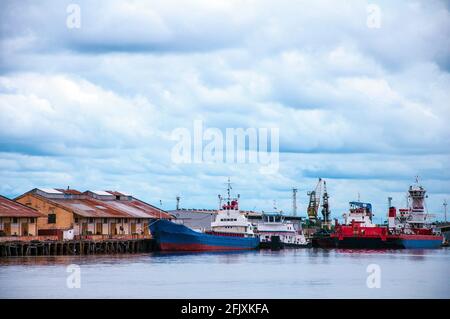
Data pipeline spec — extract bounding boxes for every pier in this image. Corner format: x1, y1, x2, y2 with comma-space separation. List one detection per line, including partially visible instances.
0, 238, 155, 257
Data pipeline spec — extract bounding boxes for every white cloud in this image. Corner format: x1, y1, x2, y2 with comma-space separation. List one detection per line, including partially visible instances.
0, 0, 449, 219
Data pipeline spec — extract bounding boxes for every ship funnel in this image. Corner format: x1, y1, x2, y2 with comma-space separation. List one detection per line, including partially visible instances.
388, 206, 397, 229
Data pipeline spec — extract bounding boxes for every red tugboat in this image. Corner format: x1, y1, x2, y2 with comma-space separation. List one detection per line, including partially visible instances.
313, 201, 396, 249
387, 179, 443, 249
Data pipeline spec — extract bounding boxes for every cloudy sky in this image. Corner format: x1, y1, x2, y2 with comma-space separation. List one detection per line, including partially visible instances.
0, 0, 449, 221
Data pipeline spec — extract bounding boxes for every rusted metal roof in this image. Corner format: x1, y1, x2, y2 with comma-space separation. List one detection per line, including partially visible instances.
105, 191, 124, 196
58, 197, 171, 219
37, 188, 63, 194
0, 195, 43, 217
24, 191, 172, 219
55, 188, 83, 195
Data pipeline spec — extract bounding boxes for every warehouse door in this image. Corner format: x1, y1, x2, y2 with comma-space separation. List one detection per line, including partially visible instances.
96, 223, 102, 235
111, 223, 117, 235
21, 222, 28, 236
82, 223, 88, 235
131, 223, 136, 234
4, 223, 11, 236
143, 222, 149, 235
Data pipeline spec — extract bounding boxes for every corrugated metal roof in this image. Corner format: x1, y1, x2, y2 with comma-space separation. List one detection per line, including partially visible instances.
37, 188, 63, 194
55, 188, 83, 195
0, 195, 43, 217
34, 195, 172, 219
90, 190, 112, 196
105, 191, 124, 196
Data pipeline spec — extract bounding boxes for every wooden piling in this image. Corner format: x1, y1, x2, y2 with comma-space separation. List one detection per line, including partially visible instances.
0, 238, 155, 257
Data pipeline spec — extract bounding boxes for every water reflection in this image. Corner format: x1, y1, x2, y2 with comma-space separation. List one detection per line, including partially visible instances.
0, 248, 448, 298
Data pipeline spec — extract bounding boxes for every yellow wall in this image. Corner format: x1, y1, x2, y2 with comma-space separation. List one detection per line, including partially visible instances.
16, 194, 74, 230
15, 194, 152, 236
74, 217, 150, 236
0, 217, 37, 236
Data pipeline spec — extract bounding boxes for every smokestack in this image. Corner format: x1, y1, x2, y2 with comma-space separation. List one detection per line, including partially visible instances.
176, 196, 180, 210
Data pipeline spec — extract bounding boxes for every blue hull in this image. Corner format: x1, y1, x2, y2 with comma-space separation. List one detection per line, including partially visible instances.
149, 219, 260, 251
398, 239, 442, 249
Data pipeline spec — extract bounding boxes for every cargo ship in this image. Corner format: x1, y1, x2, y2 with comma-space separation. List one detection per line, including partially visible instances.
387, 179, 443, 249
312, 201, 397, 249
149, 179, 259, 251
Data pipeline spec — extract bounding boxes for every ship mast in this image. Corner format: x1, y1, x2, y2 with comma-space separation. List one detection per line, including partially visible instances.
227, 177, 232, 202
220, 177, 239, 211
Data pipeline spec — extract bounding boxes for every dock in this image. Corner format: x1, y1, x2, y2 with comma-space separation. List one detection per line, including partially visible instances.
0, 238, 156, 257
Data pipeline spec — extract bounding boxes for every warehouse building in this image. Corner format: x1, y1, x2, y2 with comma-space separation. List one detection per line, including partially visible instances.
0, 195, 43, 238
15, 188, 172, 240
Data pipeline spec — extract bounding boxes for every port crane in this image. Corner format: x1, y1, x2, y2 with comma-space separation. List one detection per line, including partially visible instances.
307, 178, 322, 222
307, 178, 331, 228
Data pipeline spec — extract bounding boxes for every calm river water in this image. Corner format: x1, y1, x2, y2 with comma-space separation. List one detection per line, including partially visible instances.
1, 248, 449, 298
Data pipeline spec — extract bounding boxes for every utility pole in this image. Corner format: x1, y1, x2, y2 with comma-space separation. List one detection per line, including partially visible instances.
444, 200, 448, 222
292, 188, 298, 217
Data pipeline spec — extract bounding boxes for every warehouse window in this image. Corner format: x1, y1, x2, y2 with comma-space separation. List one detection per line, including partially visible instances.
48, 214, 56, 224
89, 218, 94, 223
74, 217, 79, 223
103, 218, 108, 223
29, 218, 35, 223
12, 217, 18, 224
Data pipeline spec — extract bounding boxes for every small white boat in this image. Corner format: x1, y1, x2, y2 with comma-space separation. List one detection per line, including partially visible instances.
256, 211, 309, 249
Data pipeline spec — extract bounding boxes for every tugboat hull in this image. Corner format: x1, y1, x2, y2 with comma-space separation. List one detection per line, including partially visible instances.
313, 234, 443, 249
331, 237, 398, 249
149, 219, 259, 251
313, 235, 398, 249
395, 235, 443, 249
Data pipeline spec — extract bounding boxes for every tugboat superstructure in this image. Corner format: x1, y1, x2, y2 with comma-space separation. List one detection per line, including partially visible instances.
388, 178, 443, 248
257, 210, 309, 249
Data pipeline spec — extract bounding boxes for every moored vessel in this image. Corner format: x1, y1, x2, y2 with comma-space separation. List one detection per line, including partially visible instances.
313, 201, 396, 249
387, 179, 443, 249
149, 179, 259, 251
257, 211, 309, 249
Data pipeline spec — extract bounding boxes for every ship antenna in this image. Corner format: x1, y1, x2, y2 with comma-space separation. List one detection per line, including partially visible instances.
227, 177, 232, 201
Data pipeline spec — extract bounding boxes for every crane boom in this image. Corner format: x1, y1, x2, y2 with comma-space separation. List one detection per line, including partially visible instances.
307, 178, 322, 222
